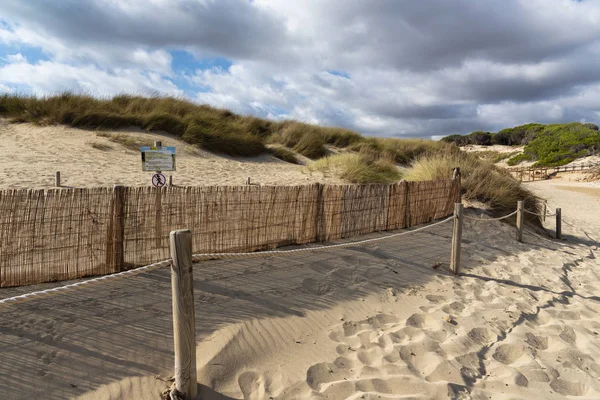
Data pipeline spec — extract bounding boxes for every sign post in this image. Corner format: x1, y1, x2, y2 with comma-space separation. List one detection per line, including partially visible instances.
141, 141, 176, 188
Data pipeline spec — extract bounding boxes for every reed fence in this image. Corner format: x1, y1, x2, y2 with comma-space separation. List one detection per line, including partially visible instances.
0, 178, 460, 287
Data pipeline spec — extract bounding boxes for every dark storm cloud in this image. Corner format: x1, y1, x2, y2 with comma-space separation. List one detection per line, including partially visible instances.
0, 0, 288, 60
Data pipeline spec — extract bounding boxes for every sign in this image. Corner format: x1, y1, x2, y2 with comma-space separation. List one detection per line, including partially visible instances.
152, 173, 167, 188
141, 146, 176, 172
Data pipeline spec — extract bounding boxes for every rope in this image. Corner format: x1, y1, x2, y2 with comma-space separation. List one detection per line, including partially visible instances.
0, 216, 456, 306
192, 216, 456, 261
0, 259, 172, 306
463, 210, 518, 222
524, 209, 543, 217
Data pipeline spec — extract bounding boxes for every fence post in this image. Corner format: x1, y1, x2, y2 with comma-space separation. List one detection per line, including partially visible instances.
452, 167, 462, 204
315, 183, 325, 241
170, 229, 197, 400
106, 185, 126, 273
169, 175, 173, 187
556, 208, 562, 239
542, 201, 547, 223
55, 171, 61, 187
516, 201, 524, 243
450, 203, 463, 275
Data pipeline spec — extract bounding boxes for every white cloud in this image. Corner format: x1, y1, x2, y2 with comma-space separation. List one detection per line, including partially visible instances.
0, 60, 182, 97
5, 53, 26, 63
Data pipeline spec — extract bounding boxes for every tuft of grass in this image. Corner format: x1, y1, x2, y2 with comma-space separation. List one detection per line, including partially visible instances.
86, 140, 113, 151
268, 147, 301, 164
404, 151, 542, 220
472, 150, 520, 163
270, 121, 329, 159
96, 133, 154, 152
309, 153, 401, 183
182, 121, 266, 156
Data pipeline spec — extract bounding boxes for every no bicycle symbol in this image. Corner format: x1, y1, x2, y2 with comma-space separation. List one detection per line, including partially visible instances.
152, 173, 167, 188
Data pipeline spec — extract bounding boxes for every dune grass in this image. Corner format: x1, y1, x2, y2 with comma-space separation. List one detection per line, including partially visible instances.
309, 153, 401, 183
404, 151, 542, 219
0, 93, 268, 156
268, 146, 301, 164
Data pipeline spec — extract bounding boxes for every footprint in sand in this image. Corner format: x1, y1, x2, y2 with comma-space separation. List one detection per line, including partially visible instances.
525, 332, 548, 350
492, 344, 524, 365
550, 379, 585, 396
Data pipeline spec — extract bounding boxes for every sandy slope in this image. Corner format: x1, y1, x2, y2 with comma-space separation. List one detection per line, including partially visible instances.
0, 120, 340, 188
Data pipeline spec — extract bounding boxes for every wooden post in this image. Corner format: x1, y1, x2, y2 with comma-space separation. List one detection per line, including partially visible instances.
542, 201, 547, 223
247, 176, 251, 185
170, 230, 197, 400
516, 201, 524, 242
556, 208, 562, 239
450, 203, 463, 275
168, 175, 173, 187
315, 183, 325, 241
452, 167, 462, 204
55, 171, 61, 187
107, 185, 126, 272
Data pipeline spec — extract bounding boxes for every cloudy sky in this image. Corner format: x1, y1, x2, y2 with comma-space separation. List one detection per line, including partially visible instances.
1, 0, 599, 139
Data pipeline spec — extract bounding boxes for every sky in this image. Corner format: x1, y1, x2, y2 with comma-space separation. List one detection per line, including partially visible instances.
1, 0, 599, 139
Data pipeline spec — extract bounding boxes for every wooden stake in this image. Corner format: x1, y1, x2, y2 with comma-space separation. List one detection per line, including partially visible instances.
169, 229, 197, 400
542, 201, 547, 223
110, 185, 126, 272
516, 200, 524, 243
450, 203, 463, 275
168, 175, 173, 187
55, 171, 61, 187
452, 167, 462, 204
556, 208, 562, 239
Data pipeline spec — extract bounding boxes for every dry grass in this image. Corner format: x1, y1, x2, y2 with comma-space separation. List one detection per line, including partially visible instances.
86, 140, 112, 151
309, 153, 401, 183
0, 93, 268, 157
268, 146, 301, 164
404, 151, 542, 220
95, 132, 154, 152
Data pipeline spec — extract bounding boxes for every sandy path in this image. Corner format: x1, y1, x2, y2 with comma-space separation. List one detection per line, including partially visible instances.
0, 120, 340, 188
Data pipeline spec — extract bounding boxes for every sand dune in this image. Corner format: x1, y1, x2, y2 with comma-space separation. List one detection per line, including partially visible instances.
0, 119, 340, 189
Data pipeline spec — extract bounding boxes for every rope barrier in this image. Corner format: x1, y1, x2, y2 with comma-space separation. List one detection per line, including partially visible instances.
0, 259, 172, 306
0, 216, 456, 306
524, 209, 543, 217
463, 210, 518, 222
192, 216, 456, 261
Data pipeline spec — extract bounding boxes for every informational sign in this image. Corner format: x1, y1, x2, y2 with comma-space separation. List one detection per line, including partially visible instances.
152, 173, 167, 188
141, 146, 176, 172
